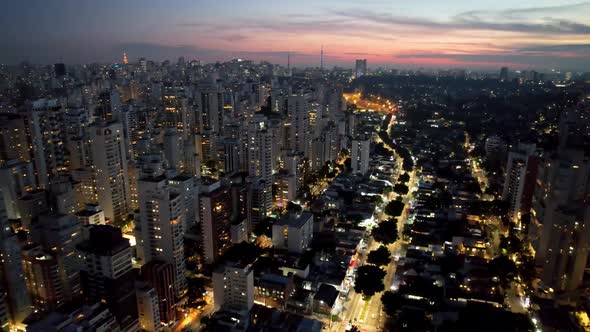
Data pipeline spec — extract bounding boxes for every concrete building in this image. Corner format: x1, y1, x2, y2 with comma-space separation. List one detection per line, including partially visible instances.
24, 99, 67, 189
531, 148, 590, 292
272, 212, 314, 254
30, 214, 82, 302
351, 136, 370, 175
354, 59, 367, 78
24, 303, 121, 332
141, 261, 176, 327
74, 204, 106, 225
136, 282, 161, 332
286, 95, 310, 159
502, 143, 538, 225
199, 179, 232, 264
212, 263, 254, 312
0, 160, 35, 219
0, 289, 8, 331
22, 244, 64, 312
77, 225, 138, 329
135, 174, 187, 298
88, 121, 131, 224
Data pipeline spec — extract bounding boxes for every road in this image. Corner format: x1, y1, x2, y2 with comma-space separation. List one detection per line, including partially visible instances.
331, 93, 415, 332
333, 133, 416, 331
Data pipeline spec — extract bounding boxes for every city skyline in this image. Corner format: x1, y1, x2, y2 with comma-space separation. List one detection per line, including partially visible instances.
2, 0, 590, 70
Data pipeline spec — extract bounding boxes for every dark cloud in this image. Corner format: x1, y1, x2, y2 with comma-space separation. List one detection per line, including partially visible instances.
333, 3, 590, 35
221, 34, 248, 42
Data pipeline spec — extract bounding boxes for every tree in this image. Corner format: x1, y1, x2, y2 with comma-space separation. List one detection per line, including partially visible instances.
488, 255, 517, 287
398, 172, 410, 183
354, 265, 386, 298
393, 183, 409, 195
519, 256, 537, 285
384, 199, 405, 217
381, 291, 403, 316
367, 245, 391, 266
500, 234, 523, 255
286, 201, 303, 213
372, 219, 399, 244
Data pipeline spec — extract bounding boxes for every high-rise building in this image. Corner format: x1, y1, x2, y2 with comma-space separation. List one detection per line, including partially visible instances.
141, 260, 177, 327
135, 174, 187, 298
77, 225, 138, 329
0, 159, 36, 219
0, 114, 30, 164
136, 282, 161, 332
502, 143, 538, 225
88, 121, 131, 224
355, 59, 367, 78
531, 148, 590, 292
74, 204, 106, 226
271, 212, 314, 254
30, 214, 82, 302
199, 179, 232, 264
499, 66, 509, 81
247, 115, 273, 217
286, 95, 310, 159
21, 244, 64, 311
0, 289, 8, 331
24, 99, 67, 189
25, 302, 121, 331
351, 136, 370, 175
212, 263, 254, 312
53, 63, 66, 77
0, 235, 31, 328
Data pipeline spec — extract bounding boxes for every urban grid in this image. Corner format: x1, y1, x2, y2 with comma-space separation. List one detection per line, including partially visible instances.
0, 2, 590, 332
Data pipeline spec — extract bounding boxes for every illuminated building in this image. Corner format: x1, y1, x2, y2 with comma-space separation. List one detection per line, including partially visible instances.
286, 95, 310, 159
272, 212, 313, 254
16, 189, 48, 229
212, 263, 254, 312
136, 282, 160, 332
0, 289, 8, 331
88, 121, 131, 225
22, 244, 64, 311
24, 99, 67, 189
0, 159, 35, 219
77, 225, 138, 329
0, 235, 31, 328
351, 136, 370, 175
0, 114, 30, 164
355, 59, 367, 78
122, 50, 128, 65
141, 260, 177, 326
30, 214, 82, 302
199, 178, 232, 264
74, 204, 106, 225
254, 274, 294, 310
502, 143, 538, 225
135, 174, 187, 298
247, 115, 273, 217
531, 148, 590, 292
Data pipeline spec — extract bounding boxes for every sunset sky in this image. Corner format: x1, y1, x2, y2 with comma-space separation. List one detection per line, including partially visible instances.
2, 0, 590, 70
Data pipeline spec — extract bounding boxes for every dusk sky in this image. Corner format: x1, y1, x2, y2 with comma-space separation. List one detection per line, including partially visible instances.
2, 0, 590, 70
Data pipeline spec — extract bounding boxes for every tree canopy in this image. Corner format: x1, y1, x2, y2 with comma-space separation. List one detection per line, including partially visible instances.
354, 265, 386, 298
394, 183, 409, 195
371, 219, 399, 245
367, 245, 391, 266
384, 199, 405, 217
381, 290, 403, 316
